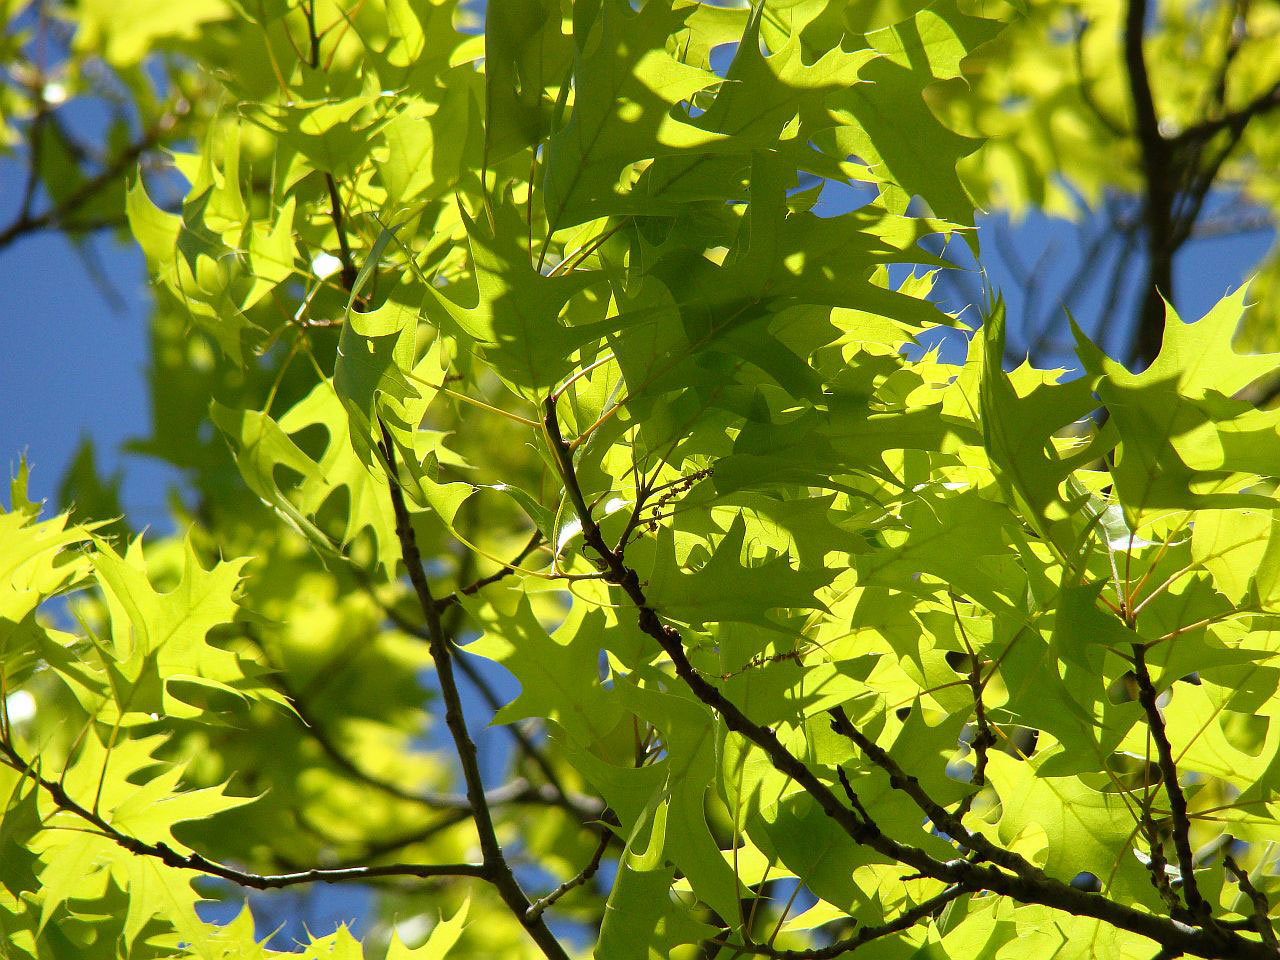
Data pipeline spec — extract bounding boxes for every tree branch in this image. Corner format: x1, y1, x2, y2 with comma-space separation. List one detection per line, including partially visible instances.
951, 595, 995, 818
543, 396, 1275, 960
0, 738, 487, 890
0, 121, 171, 252
1132, 645, 1207, 918
1140, 794, 1188, 919
435, 530, 543, 612
1123, 0, 1177, 369
324, 172, 358, 291
367, 551, 601, 825
827, 706, 1040, 881
1225, 853, 1278, 948
1170, 80, 1280, 149
378, 421, 570, 960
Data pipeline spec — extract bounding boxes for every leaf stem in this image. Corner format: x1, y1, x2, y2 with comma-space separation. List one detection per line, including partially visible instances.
726, 885, 966, 959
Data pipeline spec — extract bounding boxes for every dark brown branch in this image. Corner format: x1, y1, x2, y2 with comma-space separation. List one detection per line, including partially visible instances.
448, 647, 586, 815
370, 550, 596, 822
827, 707, 1039, 880
1140, 795, 1187, 919
543, 397, 1273, 960
1123, 0, 1177, 370
1123, 0, 1165, 172
950, 596, 995, 818
378, 422, 570, 960
726, 885, 966, 959
0, 739, 487, 890
1225, 853, 1279, 948
1132, 645, 1207, 918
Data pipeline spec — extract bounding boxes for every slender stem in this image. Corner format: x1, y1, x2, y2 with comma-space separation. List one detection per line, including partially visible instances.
378, 422, 570, 960
1140, 790, 1188, 918
304, 0, 321, 67
951, 595, 994, 818
366, 548, 598, 820
325, 173, 358, 291
550, 353, 617, 401
827, 707, 1037, 878
436, 531, 543, 611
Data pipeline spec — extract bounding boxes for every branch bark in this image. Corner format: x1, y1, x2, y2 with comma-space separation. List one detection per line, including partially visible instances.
0, 738, 487, 890
378, 421, 570, 960
1123, 0, 1176, 370
1132, 644, 1207, 918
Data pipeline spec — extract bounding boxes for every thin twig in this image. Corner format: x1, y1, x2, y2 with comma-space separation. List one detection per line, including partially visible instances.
1140, 792, 1187, 918
0, 122, 171, 251
1131, 645, 1207, 918
378, 422, 570, 960
1170, 79, 1280, 149
1224, 853, 1279, 948
436, 531, 543, 611
828, 706, 1037, 880
325, 173, 358, 291
526, 819, 615, 922
0, 739, 487, 889
950, 595, 994, 818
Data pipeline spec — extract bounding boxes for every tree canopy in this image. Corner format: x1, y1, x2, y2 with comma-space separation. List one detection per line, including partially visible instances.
3, 0, 1280, 958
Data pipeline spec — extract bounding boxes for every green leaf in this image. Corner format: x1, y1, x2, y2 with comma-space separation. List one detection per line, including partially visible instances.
90, 535, 288, 721
827, 0, 1003, 226
423, 198, 616, 394
387, 900, 469, 958
644, 514, 835, 629
542, 0, 721, 229
1076, 287, 1280, 526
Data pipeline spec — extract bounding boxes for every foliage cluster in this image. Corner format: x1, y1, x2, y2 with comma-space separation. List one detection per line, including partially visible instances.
4, 0, 1280, 958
